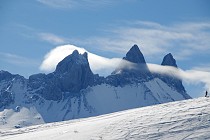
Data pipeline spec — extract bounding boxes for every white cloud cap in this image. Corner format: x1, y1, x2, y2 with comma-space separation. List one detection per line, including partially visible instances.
40, 44, 123, 76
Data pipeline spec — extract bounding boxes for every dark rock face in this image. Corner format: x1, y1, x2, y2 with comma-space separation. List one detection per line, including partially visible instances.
29, 73, 62, 101
109, 46, 190, 99
0, 72, 26, 109
161, 53, 177, 67
123, 44, 146, 64
55, 50, 94, 92
0, 90, 14, 109
0, 70, 13, 81
159, 53, 190, 99
113, 44, 148, 74
28, 50, 94, 101
111, 44, 150, 85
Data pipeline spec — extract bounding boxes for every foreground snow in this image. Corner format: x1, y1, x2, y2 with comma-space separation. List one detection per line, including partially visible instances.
1, 97, 210, 140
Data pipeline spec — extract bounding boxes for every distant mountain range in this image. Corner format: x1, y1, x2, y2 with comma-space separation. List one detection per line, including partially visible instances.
0, 44, 191, 129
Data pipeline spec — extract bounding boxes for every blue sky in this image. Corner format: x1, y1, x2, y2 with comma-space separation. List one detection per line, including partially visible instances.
1, 0, 210, 97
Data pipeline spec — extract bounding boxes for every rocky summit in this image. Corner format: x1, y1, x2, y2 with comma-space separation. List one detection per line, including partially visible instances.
28, 50, 94, 101
161, 53, 178, 67
123, 44, 146, 64
55, 50, 94, 93
159, 53, 190, 98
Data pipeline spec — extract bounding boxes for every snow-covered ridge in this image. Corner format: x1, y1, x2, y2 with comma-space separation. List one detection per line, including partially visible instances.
1, 97, 210, 140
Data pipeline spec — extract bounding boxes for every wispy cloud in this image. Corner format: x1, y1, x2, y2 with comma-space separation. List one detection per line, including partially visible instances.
78, 21, 210, 60
37, 0, 74, 9
148, 64, 210, 93
192, 64, 210, 72
17, 21, 210, 61
0, 52, 39, 67
37, 0, 115, 9
38, 33, 67, 45
12, 24, 68, 45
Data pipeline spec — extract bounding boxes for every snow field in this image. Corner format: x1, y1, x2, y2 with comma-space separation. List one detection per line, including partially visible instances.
1, 97, 210, 140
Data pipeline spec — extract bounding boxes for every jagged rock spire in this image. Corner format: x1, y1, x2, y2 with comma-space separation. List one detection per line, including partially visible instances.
55, 50, 94, 93
161, 53, 177, 67
123, 44, 146, 64
55, 50, 88, 73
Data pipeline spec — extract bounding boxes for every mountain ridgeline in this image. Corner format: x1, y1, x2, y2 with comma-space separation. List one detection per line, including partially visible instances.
0, 44, 191, 128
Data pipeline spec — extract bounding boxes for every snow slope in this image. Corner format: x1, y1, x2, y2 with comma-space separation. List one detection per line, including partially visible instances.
1, 97, 210, 140
0, 78, 189, 130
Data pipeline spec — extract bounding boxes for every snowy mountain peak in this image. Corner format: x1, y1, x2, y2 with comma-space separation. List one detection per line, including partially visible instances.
123, 44, 146, 64
161, 53, 178, 67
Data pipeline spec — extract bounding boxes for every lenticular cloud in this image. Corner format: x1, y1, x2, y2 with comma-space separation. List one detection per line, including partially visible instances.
39, 44, 122, 76
147, 64, 210, 92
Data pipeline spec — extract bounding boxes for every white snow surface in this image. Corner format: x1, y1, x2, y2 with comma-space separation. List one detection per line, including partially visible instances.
0, 77, 189, 130
1, 97, 210, 140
